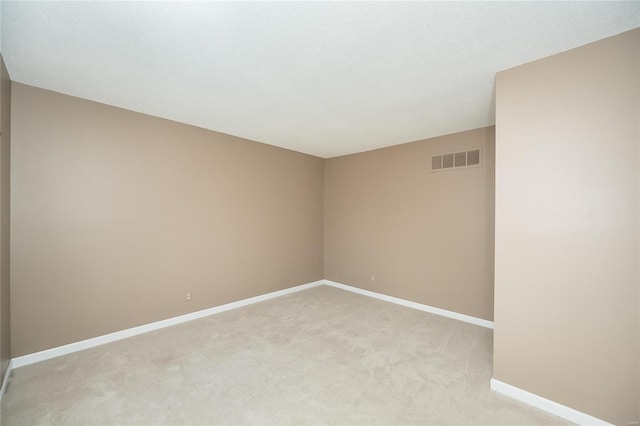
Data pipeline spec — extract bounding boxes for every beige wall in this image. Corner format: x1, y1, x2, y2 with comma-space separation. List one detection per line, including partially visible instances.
325, 127, 495, 321
10, 83, 324, 357
0, 55, 10, 382
494, 29, 639, 425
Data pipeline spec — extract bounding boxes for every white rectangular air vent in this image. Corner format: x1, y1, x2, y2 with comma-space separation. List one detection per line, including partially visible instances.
430, 148, 481, 172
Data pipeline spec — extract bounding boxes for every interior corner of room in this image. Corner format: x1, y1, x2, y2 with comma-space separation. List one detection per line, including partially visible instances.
0, 3, 638, 426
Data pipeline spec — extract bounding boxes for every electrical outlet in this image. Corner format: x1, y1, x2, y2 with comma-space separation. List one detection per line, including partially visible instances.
370, 275, 375, 282
185, 292, 191, 301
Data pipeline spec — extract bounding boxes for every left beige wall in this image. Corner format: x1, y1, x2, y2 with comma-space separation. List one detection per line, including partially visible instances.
0, 55, 11, 383
10, 83, 325, 357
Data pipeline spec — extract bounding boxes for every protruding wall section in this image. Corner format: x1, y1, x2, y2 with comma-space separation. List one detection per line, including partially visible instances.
0, 53, 11, 393
494, 29, 640, 425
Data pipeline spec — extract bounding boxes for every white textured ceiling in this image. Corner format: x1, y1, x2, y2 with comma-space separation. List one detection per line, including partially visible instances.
2, 2, 639, 158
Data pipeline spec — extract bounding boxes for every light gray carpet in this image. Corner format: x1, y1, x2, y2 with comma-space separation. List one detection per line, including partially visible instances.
1, 285, 568, 425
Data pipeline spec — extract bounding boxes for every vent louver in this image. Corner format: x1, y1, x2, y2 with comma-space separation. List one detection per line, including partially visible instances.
431, 155, 442, 170
430, 148, 481, 172
442, 153, 454, 169
467, 149, 480, 166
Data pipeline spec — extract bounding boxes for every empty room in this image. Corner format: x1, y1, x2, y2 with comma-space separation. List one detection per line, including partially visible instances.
0, 1, 638, 425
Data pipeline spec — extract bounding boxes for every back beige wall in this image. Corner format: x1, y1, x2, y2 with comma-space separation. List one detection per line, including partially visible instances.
494, 29, 639, 425
11, 83, 324, 357
325, 127, 495, 321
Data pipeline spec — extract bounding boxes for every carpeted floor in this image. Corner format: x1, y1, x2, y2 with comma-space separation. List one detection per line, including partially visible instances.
1, 285, 568, 425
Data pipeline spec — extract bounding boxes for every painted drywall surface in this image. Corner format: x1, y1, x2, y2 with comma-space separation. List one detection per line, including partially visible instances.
0, 55, 10, 383
494, 29, 639, 425
325, 127, 495, 321
10, 83, 324, 357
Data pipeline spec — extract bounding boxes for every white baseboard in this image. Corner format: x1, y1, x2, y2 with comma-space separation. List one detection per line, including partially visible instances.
323, 280, 493, 329
490, 378, 613, 426
12, 280, 325, 369
6, 279, 616, 426
11, 279, 492, 369
0, 359, 12, 425
0, 359, 13, 401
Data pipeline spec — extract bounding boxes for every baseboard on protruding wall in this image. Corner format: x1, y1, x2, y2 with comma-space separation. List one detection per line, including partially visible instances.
0, 360, 13, 402
323, 280, 494, 329
11, 280, 325, 369
490, 378, 613, 426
